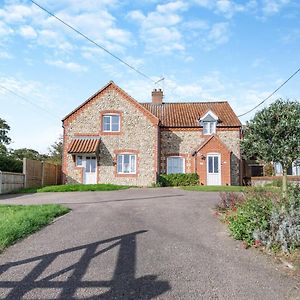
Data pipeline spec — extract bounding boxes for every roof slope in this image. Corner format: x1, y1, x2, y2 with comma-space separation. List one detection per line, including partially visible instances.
141, 102, 241, 127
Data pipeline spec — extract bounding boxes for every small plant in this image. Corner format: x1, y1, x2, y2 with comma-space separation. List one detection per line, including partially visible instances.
253, 187, 300, 253
158, 173, 199, 187
216, 192, 245, 212
227, 194, 273, 245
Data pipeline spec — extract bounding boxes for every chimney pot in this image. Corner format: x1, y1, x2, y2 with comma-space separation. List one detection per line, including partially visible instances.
152, 88, 163, 104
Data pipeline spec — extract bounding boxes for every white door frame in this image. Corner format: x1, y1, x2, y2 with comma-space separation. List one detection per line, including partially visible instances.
206, 153, 221, 186
83, 156, 97, 184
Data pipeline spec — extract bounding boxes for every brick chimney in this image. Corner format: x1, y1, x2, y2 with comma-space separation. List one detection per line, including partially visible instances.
152, 88, 163, 104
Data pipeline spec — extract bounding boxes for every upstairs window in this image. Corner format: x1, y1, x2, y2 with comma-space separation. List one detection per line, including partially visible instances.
103, 114, 120, 132
203, 121, 216, 135
199, 110, 218, 135
167, 156, 185, 174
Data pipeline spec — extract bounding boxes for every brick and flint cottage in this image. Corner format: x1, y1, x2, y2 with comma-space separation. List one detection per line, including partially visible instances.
62, 81, 242, 186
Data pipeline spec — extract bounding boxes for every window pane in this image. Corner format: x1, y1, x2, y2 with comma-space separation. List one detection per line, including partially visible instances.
111, 115, 120, 131
91, 157, 96, 172
123, 154, 130, 173
210, 122, 215, 134
208, 157, 213, 173
214, 156, 219, 173
86, 157, 91, 172
130, 155, 136, 173
103, 116, 111, 131
203, 122, 209, 134
76, 155, 82, 166
117, 155, 122, 173
168, 157, 183, 174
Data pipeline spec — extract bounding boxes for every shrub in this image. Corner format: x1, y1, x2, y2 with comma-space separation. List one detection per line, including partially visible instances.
217, 192, 245, 211
253, 187, 300, 253
0, 156, 23, 173
228, 194, 273, 245
158, 173, 199, 187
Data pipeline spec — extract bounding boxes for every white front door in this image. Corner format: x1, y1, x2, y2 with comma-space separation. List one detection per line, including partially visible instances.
207, 154, 221, 185
83, 156, 97, 184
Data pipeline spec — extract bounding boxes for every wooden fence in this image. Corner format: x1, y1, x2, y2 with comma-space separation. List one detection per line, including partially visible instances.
0, 171, 25, 194
23, 158, 62, 188
0, 159, 62, 194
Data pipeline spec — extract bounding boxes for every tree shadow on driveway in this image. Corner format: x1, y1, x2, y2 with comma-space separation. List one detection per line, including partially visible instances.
0, 230, 170, 299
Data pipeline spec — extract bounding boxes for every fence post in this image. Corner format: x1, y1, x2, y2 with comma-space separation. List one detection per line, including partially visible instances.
0, 170, 2, 194
55, 164, 58, 185
41, 161, 44, 187
23, 158, 27, 188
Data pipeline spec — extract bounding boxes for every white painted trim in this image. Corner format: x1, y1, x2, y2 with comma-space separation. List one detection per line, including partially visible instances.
102, 114, 120, 132
199, 110, 219, 121
117, 154, 137, 174
203, 121, 216, 135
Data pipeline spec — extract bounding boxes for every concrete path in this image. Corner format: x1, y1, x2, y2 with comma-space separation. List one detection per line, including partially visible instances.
0, 188, 299, 299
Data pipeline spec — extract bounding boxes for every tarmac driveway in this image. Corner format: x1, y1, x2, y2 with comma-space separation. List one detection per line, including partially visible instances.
0, 188, 299, 299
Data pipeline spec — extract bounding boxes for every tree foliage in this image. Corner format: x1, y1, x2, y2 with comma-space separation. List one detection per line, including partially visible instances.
11, 148, 42, 161
0, 118, 11, 145
241, 99, 300, 193
46, 136, 63, 164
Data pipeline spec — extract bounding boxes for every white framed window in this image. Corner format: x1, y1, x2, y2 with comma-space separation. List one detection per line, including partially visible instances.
117, 154, 136, 174
203, 121, 216, 135
103, 114, 120, 132
76, 155, 83, 166
167, 156, 185, 174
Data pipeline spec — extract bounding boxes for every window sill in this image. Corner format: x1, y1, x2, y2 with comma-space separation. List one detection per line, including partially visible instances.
115, 173, 138, 177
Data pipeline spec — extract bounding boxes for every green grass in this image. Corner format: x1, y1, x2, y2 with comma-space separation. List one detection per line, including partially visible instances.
15, 183, 131, 194
0, 204, 70, 252
181, 185, 247, 192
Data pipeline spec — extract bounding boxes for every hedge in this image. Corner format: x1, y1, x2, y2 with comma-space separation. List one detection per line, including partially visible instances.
158, 173, 199, 186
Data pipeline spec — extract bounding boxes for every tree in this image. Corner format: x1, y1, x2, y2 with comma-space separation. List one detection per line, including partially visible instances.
0, 118, 11, 145
0, 118, 22, 172
12, 148, 41, 161
47, 136, 63, 164
241, 99, 300, 195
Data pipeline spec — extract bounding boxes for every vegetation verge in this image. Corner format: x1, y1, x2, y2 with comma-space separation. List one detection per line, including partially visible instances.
0, 204, 70, 252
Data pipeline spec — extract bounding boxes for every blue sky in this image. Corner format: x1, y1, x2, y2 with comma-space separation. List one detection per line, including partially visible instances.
0, 0, 299, 153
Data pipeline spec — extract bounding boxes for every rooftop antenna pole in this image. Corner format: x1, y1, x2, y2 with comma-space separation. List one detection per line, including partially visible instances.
154, 77, 165, 85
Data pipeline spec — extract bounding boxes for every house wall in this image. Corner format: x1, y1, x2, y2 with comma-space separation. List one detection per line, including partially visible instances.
160, 128, 241, 185
63, 86, 158, 186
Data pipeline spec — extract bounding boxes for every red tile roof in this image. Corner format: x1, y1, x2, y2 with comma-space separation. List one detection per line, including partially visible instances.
68, 138, 100, 154
141, 102, 241, 127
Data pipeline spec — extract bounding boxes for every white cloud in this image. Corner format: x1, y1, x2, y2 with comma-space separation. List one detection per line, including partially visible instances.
19, 25, 37, 39
203, 22, 230, 50
127, 2, 187, 54
0, 51, 13, 59
262, 0, 290, 15
156, 1, 188, 13
0, 1, 132, 57
0, 75, 60, 111
45, 59, 88, 72
194, 0, 257, 18
281, 29, 300, 43
0, 20, 13, 37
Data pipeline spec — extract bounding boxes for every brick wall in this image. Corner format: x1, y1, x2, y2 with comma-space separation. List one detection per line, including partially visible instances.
160, 128, 241, 185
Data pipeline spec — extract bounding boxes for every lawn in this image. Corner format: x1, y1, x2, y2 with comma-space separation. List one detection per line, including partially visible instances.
0, 204, 70, 252
182, 185, 247, 192
16, 183, 131, 194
